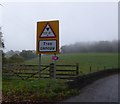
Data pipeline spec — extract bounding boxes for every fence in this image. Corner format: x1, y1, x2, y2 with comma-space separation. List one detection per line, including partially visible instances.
3, 63, 117, 80
2, 63, 79, 80
50, 63, 79, 79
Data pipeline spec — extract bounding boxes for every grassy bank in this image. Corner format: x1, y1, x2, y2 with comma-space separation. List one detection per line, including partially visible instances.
2, 76, 79, 102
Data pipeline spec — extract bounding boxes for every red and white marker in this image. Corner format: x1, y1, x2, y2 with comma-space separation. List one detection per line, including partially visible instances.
52, 55, 59, 60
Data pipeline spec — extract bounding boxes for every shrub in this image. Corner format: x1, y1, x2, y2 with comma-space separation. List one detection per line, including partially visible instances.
7, 54, 24, 63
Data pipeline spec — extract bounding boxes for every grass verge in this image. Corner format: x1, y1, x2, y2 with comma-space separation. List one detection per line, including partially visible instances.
2, 76, 79, 102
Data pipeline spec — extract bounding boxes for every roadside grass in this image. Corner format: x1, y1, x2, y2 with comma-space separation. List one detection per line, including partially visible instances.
24, 53, 118, 74
2, 76, 79, 102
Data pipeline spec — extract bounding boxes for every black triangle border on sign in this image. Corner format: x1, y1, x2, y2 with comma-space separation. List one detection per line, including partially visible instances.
40, 22, 56, 38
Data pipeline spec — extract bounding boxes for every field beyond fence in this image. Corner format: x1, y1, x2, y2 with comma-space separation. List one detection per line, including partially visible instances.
24, 53, 118, 73
3, 53, 118, 80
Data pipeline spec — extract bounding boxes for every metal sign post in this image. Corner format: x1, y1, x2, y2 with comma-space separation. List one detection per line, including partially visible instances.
36, 20, 59, 80
52, 54, 59, 80
53, 54, 56, 79
38, 54, 41, 79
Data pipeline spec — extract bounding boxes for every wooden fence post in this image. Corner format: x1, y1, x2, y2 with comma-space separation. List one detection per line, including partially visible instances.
49, 63, 54, 78
76, 63, 79, 75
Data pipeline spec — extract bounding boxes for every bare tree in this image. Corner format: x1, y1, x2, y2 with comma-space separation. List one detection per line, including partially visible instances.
0, 4, 4, 48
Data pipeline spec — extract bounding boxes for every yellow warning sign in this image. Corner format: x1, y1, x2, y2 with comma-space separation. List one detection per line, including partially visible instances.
36, 20, 59, 54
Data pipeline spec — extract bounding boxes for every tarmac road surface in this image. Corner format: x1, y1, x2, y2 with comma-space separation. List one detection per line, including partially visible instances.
63, 74, 118, 102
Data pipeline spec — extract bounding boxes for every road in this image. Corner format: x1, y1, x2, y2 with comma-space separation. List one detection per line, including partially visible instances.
63, 74, 118, 102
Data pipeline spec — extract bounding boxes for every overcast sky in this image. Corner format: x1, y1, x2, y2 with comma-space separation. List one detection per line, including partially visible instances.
0, 2, 118, 51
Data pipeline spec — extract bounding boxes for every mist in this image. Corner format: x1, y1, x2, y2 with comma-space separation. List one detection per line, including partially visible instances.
61, 40, 119, 53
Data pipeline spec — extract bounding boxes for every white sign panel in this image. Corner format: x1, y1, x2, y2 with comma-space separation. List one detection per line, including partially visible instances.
39, 40, 56, 52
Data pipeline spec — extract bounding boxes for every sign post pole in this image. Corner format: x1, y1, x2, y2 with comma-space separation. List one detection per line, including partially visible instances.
38, 54, 41, 79
37, 20, 59, 80
53, 54, 56, 79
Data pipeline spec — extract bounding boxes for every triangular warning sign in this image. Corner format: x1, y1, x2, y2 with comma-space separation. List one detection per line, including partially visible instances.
40, 23, 56, 38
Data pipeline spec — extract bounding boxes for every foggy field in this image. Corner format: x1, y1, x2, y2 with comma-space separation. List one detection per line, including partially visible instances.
24, 53, 118, 74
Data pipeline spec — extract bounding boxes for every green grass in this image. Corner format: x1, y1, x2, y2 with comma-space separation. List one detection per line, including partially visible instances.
24, 53, 118, 74
2, 76, 78, 102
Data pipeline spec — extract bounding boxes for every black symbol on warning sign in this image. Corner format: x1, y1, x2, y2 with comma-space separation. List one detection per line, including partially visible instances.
40, 23, 56, 38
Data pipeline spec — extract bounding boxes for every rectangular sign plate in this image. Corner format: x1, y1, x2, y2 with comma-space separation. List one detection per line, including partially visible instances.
36, 20, 59, 54
39, 40, 56, 52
